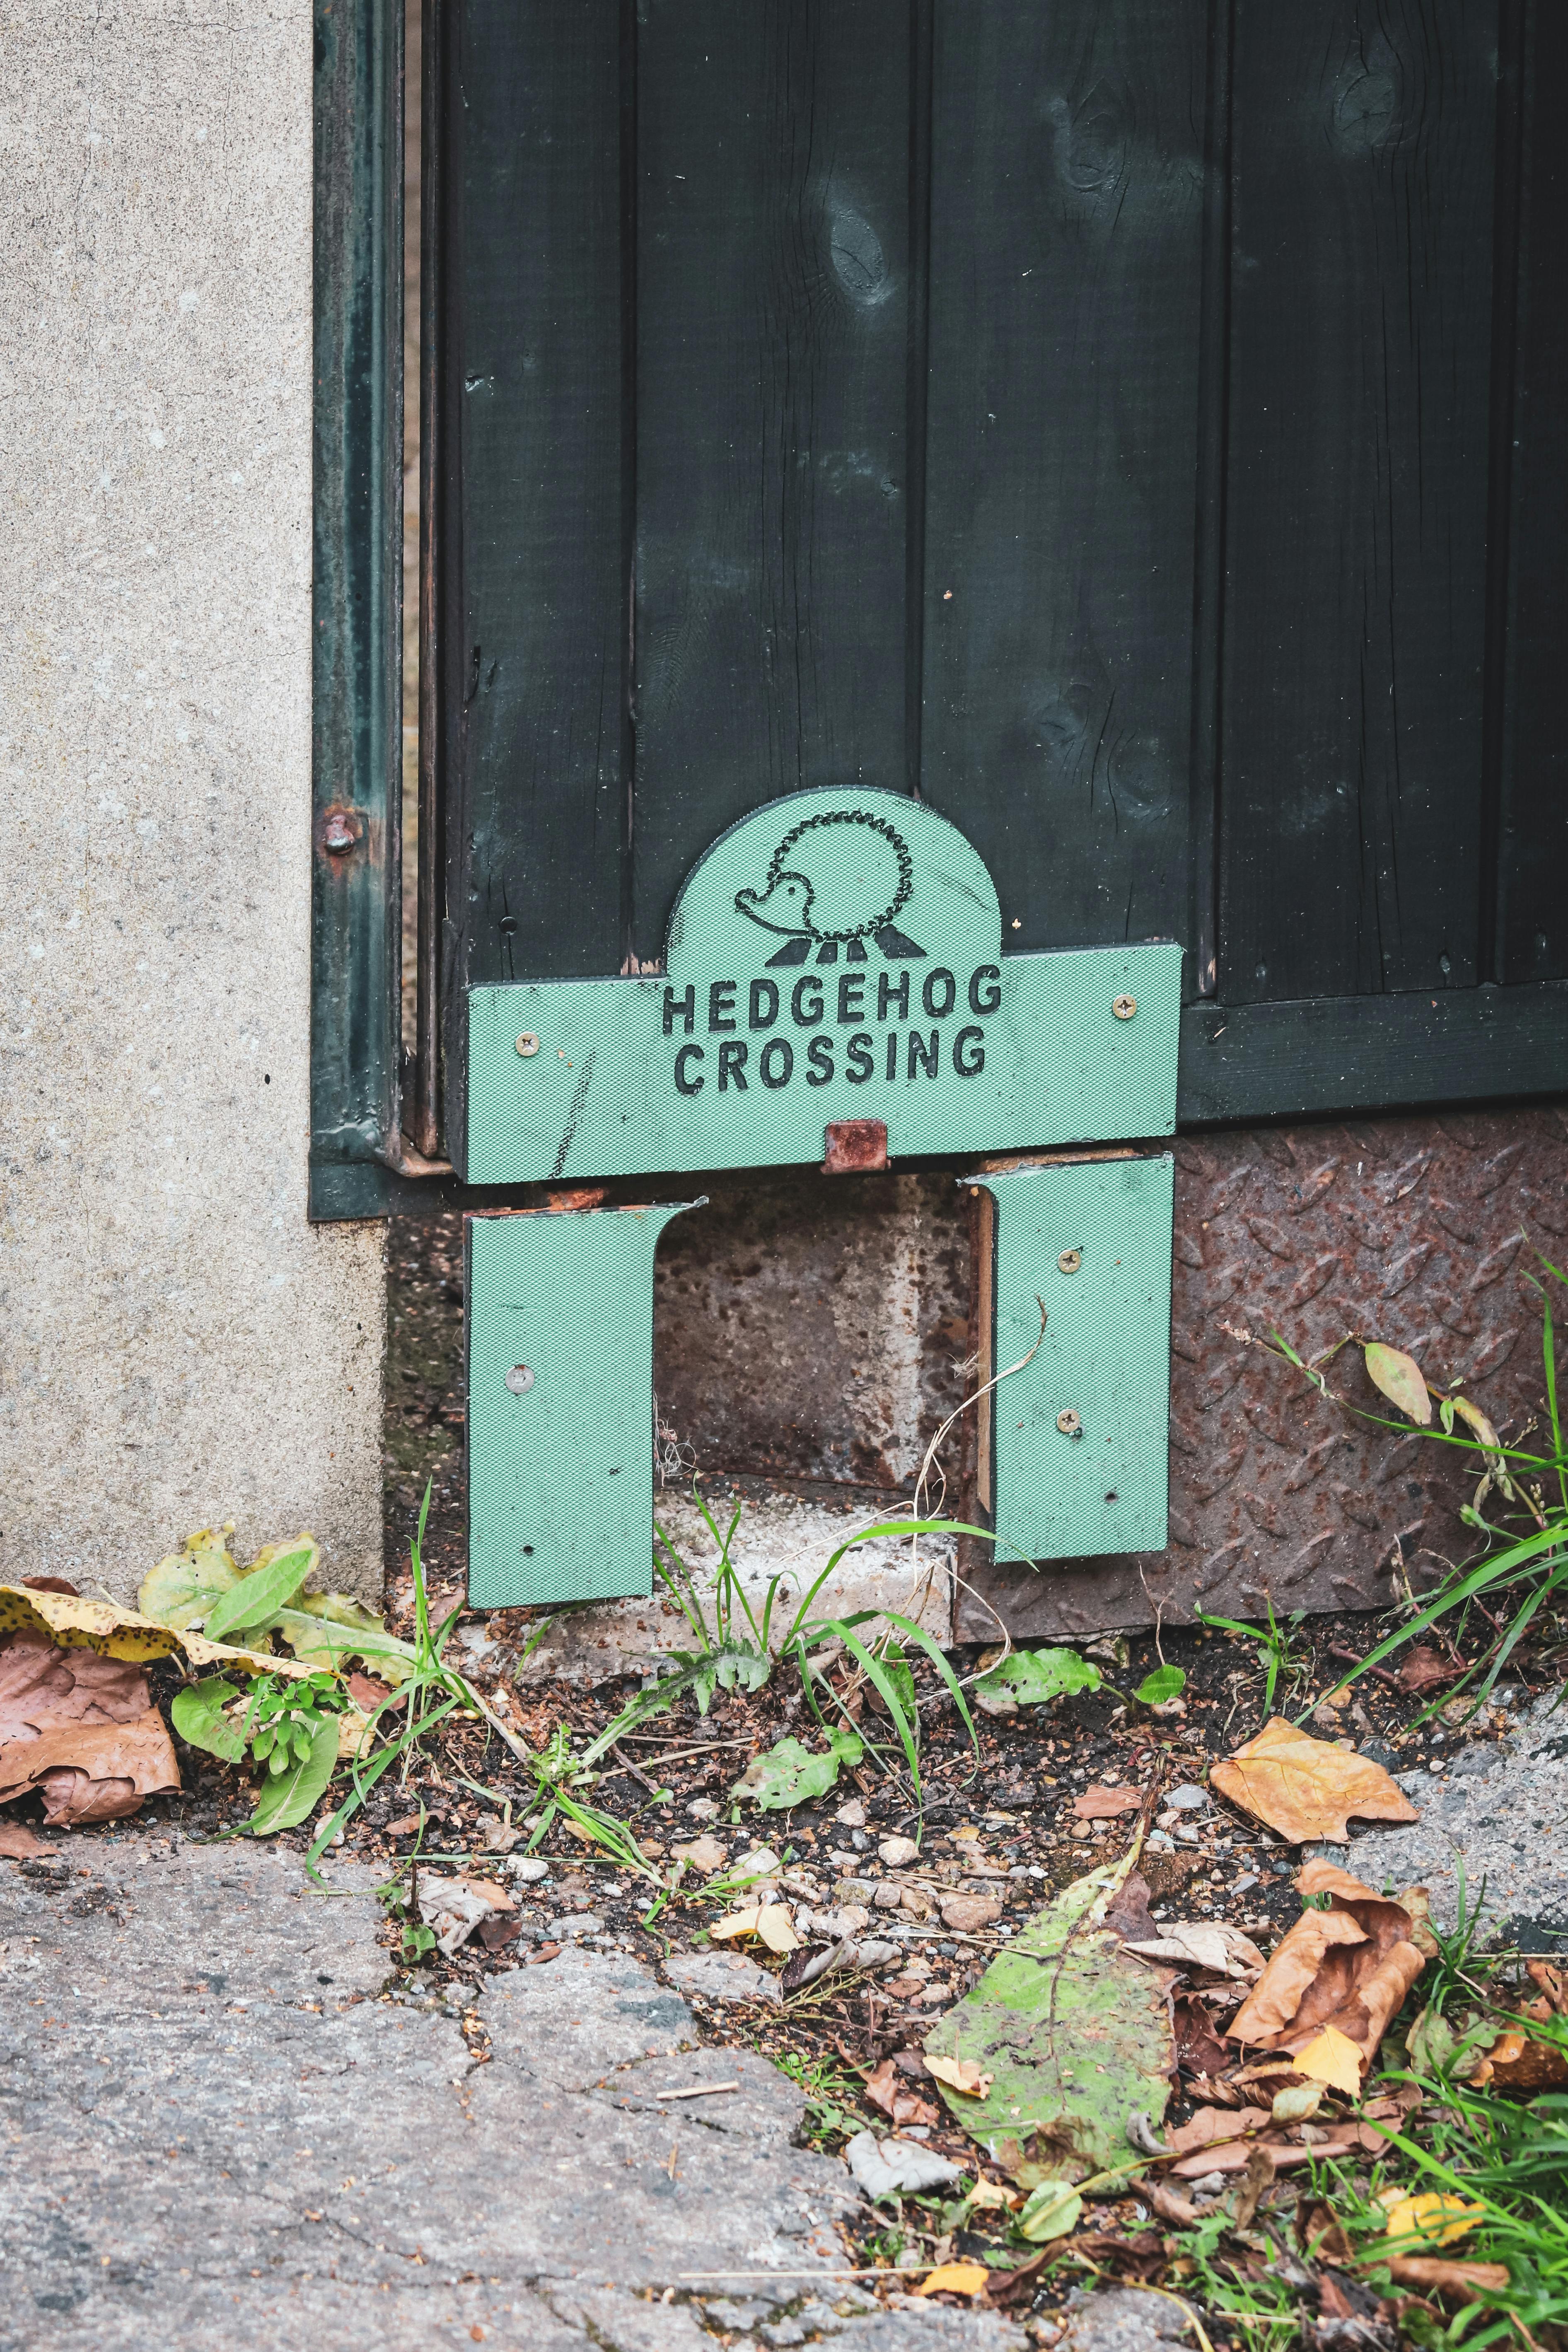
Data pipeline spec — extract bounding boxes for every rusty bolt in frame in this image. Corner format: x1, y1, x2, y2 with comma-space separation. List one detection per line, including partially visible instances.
318, 804, 364, 856
1056, 1408, 1083, 1438
1112, 994, 1137, 1021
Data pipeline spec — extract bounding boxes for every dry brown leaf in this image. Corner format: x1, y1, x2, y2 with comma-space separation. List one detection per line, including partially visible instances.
0, 1706, 180, 1823
1228, 1860, 1426, 2072
1469, 2026, 1568, 2093
1232, 2143, 1274, 2231
924, 2052, 994, 2098
0, 1821, 58, 1858
1072, 1785, 1143, 1820
863, 2060, 940, 2130
1173, 1994, 1234, 2079
0, 1632, 152, 1743
1211, 1717, 1421, 1843
1124, 1922, 1266, 1980
1163, 2103, 1272, 2154
1382, 2257, 1508, 2301
1397, 1645, 1459, 1695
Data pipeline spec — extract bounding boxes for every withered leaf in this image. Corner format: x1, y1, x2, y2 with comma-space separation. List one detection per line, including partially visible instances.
1072, 1785, 1143, 1820
1228, 1860, 1427, 2073
0, 1821, 58, 1858
0, 1631, 152, 1743
0, 1705, 181, 1823
1382, 2257, 1508, 2301
1397, 1646, 1459, 1695
1211, 1717, 1420, 1843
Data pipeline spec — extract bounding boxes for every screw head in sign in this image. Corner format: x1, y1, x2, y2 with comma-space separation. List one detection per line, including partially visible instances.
1056, 1408, 1083, 1438
1057, 1248, 1082, 1275
515, 1032, 540, 1058
1113, 994, 1137, 1021
505, 1364, 535, 1395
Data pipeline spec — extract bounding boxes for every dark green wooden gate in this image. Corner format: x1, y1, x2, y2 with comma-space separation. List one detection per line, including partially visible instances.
387, 0, 1567, 1182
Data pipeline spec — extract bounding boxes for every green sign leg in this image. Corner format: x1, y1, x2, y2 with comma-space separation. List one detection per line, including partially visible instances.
971, 1157, 1174, 1564
466, 1200, 704, 1609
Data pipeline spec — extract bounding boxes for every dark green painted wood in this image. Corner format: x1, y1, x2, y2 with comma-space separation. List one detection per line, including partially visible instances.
1218, 0, 1500, 1005
920, 0, 1209, 968
435, 0, 630, 1166
467, 1202, 703, 1607
978, 1158, 1173, 1562
1495, 0, 1568, 985
311, 0, 405, 1216
1179, 982, 1568, 1126
632, 0, 918, 965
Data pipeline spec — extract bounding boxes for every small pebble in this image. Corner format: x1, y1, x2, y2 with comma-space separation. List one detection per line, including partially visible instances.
1168, 1785, 1208, 1810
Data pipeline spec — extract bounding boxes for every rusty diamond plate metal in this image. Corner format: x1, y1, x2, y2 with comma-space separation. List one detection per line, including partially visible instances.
959, 1103, 1568, 1640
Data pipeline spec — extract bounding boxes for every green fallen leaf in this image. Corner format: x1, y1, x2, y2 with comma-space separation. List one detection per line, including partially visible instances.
730, 1725, 864, 1811
1017, 2180, 1083, 2243
169, 1677, 246, 1763
923, 1847, 1174, 2182
274, 1594, 412, 1683
972, 1647, 1102, 1717
204, 1535, 321, 1644
1134, 1664, 1186, 1706
137, 1528, 240, 1630
1363, 1341, 1432, 1426
247, 1714, 338, 1835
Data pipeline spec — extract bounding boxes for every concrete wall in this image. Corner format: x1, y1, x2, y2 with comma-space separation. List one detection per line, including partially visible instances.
0, 4, 385, 1598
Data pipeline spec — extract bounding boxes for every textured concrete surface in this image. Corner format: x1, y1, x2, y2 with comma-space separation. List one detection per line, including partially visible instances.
0, 1839, 1032, 2351
518, 1491, 953, 1686
1320, 1691, 1568, 1951
0, 2, 384, 1596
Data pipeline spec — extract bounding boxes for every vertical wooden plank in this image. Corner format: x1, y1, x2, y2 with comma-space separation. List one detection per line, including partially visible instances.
439, 0, 627, 1169
1218, 0, 1499, 1005
310, 0, 404, 1217
632, 0, 916, 965
920, 0, 1209, 964
1495, 0, 1568, 983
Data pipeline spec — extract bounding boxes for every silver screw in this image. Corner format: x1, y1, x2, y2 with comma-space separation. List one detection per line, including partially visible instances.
1113, 994, 1137, 1021
505, 1364, 535, 1395
1058, 1248, 1082, 1274
1056, 1408, 1083, 1438
515, 1032, 540, 1058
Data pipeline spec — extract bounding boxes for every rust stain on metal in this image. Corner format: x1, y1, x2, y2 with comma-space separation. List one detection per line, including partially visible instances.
959, 1103, 1568, 1640
822, 1119, 890, 1174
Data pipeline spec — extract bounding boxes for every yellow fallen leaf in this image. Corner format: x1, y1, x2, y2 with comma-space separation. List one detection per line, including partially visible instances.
967, 2178, 1021, 2211
1292, 2024, 1365, 2095
0, 1584, 314, 1678
916, 2263, 991, 2300
1210, 1717, 1421, 1843
1384, 2193, 1486, 2250
925, 2052, 995, 2099
1271, 2082, 1323, 2124
710, 1905, 763, 1941
756, 1903, 800, 1955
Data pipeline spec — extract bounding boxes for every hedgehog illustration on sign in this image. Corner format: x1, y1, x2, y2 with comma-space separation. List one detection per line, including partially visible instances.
733, 809, 926, 966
